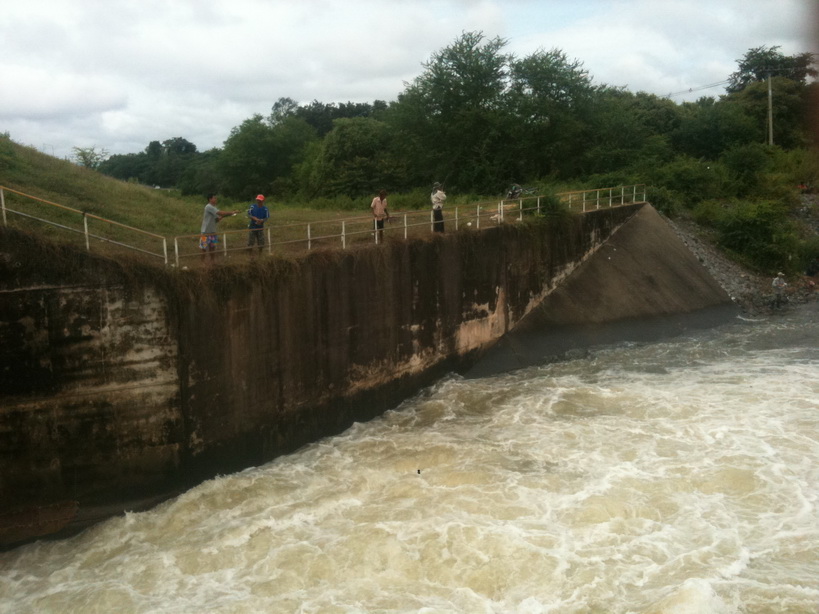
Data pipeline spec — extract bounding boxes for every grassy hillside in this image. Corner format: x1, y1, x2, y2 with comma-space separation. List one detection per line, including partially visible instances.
1, 137, 540, 264
0, 137, 383, 237
0, 137, 400, 263
1, 137, 243, 236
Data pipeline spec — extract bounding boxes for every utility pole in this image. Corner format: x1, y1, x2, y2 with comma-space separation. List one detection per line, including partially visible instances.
767, 71, 774, 145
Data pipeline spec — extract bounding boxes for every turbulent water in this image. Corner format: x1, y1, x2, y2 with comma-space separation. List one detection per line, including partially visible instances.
1, 304, 817, 614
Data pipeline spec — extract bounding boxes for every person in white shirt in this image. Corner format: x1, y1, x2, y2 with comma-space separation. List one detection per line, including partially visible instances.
772, 272, 787, 307
431, 182, 446, 233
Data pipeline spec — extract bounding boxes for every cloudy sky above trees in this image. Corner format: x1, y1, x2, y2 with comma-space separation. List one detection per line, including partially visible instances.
2, 0, 816, 160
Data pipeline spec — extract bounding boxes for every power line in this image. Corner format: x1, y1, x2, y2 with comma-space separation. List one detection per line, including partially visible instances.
664, 79, 731, 98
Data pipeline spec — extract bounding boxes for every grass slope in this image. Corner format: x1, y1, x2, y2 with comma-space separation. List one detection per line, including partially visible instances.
0, 137, 373, 238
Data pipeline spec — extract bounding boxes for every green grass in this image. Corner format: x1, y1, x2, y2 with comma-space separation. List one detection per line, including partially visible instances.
1, 135, 644, 267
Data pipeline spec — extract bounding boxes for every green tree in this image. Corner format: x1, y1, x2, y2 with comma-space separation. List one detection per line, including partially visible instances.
177, 148, 222, 196
506, 48, 595, 179
714, 200, 799, 271
98, 152, 151, 183
150, 137, 199, 187
145, 140, 162, 158
672, 97, 757, 159
307, 117, 407, 197
729, 77, 813, 148
219, 114, 317, 198
72, 145, 109, 170
392, 31, 511, 191
162, 137, 197, 156
581, 88, 652, 176
720, 142, 774, 196
270, 97, 299, 125
727, 45, 816, 93
294, 99, 389, 137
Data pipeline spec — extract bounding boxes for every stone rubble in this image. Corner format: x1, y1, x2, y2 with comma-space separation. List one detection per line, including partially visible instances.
665, 212, 817, 316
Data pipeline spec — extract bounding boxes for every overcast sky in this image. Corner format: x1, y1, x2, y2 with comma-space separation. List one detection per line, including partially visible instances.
2, 0, 816, 161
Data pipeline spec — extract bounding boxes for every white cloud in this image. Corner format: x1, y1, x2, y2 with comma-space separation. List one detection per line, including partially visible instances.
0, 66, 127, 119
1, 0, 815, 159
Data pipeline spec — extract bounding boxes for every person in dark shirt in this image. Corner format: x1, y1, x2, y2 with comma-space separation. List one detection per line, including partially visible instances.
247, 194, 270, 255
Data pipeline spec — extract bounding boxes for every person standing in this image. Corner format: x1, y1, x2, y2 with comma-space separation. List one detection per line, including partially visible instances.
772, 272, 787, 308
371, 190, 389, 243
199, 193, 237, 265
247, 194, 270, 255
431, 182, 446, 233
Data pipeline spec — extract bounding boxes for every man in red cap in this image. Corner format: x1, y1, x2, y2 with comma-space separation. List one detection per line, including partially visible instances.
247, 194, 270, 255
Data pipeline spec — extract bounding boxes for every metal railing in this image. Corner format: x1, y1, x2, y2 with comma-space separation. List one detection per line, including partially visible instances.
557, 184, 647, 211
2, 184, 646, 268
1, 186, 168, 264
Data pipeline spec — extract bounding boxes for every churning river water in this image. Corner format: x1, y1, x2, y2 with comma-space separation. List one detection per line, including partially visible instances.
1, 303, 817, 614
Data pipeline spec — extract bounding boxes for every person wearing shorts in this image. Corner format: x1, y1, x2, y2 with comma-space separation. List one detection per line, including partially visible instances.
199, 194, 237, 265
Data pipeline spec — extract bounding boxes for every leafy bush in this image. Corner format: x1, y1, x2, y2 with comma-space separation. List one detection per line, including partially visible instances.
712, 200, 800, 272
645, 186, 683, 216
769, 147, 819, 190
691, 199, 728, 226
652, 156, 729, 205
534, 190, 572, 221
719, 143, 774, 196
797, 234, 819, 275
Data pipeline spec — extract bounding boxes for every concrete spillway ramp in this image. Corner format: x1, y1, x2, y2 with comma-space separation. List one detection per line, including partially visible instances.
467, 205, 738, 377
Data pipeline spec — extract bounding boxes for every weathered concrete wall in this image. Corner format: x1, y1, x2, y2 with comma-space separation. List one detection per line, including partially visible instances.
0, 283, 183, 508
168, 206, 638, 485
0, 204, 732, 540
468, 205, 737, 375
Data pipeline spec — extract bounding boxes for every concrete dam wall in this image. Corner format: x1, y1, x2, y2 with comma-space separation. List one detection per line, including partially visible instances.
0, 204, 734, 542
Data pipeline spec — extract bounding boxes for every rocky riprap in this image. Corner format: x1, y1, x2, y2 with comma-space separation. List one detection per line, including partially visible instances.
665, 207, 817, 316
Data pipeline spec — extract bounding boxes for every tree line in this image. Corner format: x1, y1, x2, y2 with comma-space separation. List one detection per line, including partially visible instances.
87, 34, 818, 272
93, 35, 816, 199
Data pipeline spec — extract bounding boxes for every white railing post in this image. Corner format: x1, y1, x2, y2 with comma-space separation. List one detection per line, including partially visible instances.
518, 199, 523, 222
476, 205, 481, 229
582, 191, 587, 212
430, 210, 434, 233
537, 196, 541, 215
307, 224, 312, 250
174, 237, 180, 268
0, 188, 6, 226
620, 186, 625, 205
223, 233, 228, 258
162, 238, 168, 265
266, 227, 272, 255
608, 188, 613, 207
455, 205, 459, 230
83, 213, 90, 251
403, 214, 408, 240
343, 220, 347, 248
499, 201, 504, 222
596, 190, 600, 210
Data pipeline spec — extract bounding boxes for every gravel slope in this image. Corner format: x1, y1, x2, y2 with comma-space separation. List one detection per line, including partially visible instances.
664, 214, 817, 315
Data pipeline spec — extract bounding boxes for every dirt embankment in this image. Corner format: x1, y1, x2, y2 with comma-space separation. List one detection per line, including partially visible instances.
665, 211, 817, 316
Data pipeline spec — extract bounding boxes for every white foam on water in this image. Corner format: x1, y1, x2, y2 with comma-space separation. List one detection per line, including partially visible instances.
1, 305, 817, 613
